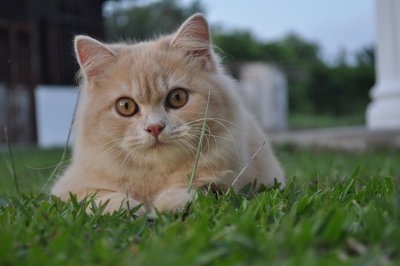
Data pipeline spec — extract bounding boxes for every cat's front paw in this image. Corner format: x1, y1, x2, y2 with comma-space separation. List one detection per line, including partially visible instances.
91, 192, 146, 216
152, 187, 193, 213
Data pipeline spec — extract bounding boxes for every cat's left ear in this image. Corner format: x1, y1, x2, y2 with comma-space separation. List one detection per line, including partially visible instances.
171, 13, 212, 61
74, 35, 117, 81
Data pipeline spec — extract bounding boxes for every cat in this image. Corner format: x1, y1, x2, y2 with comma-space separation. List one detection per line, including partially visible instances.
51, 13, 285, 215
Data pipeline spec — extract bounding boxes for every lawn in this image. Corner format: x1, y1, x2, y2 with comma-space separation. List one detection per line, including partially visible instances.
0, 145, 400, 265
289, 112, 365, 129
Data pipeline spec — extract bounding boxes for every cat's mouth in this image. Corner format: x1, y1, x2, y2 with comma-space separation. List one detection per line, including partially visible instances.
148, 139, 169, 150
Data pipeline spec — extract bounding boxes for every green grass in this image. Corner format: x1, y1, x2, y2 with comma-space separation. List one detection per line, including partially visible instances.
0, 147, 71, 196
1, 145, 400, 265
289, 112, 365, 129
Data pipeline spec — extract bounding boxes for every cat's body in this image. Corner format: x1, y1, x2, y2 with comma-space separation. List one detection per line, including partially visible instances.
51, 14, 285, 214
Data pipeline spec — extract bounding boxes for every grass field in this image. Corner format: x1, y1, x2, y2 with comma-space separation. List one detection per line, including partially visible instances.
1, 145, 400, 265
289, 113, 365, 129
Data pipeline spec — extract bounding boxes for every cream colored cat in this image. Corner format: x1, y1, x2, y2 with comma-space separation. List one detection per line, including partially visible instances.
51, 14, 285, 215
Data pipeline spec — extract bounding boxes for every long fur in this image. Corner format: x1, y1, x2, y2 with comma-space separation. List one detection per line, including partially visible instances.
51, 14, 285, 214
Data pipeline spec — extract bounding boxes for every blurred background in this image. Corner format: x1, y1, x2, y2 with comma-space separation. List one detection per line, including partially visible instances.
0, 0, 398, 148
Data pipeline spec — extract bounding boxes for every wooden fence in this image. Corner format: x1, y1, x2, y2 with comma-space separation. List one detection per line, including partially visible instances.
0, 20, 37, 144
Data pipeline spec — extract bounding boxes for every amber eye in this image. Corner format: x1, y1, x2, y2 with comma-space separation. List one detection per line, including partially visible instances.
115, 97, 138, 117
166, 88, 188, 109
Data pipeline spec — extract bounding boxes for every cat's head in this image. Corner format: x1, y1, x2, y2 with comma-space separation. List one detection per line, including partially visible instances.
74, 14, 234, 166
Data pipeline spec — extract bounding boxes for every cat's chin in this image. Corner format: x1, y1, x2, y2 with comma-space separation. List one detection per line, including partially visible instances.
147, 140, 170, 150
123, 141, 187, 168
140, 137, 180, 153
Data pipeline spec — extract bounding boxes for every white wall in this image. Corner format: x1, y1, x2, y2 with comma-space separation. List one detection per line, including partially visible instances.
35, 85, 78, 147
238, 63, 288, 131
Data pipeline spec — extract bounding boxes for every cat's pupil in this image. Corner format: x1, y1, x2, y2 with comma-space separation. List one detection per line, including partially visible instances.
175, 94, 180, 101
124, 102, 129, 110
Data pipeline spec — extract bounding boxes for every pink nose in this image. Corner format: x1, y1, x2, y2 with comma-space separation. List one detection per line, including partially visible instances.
145, 124, 165, 138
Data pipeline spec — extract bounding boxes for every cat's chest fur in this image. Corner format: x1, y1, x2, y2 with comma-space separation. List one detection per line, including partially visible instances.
105, 157, 193, 202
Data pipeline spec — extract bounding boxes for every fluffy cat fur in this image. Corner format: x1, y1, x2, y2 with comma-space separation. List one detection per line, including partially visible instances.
51, 14, 285, 214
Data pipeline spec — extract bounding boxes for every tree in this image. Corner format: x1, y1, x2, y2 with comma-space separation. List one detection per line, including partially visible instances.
105, 0, 204, 41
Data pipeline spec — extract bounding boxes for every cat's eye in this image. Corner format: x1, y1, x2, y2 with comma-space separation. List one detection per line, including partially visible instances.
166, 88, 188, 109
115, 97, 138, 117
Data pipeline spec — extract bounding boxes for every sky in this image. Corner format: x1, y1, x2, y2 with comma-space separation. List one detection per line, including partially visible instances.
181, 0, 375, 62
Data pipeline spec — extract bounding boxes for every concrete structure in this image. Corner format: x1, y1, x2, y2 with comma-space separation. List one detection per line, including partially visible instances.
238, 63, 288, 131
35, 86, 77, 147
269, 126, 400, 151
367, 0, 400, 129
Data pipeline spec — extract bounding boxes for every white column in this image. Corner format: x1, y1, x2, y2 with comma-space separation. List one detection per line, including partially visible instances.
367, 0, 400, 129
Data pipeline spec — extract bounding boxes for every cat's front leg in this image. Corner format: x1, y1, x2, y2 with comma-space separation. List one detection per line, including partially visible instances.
91, 192, 146, 215
152, 187, 193, 212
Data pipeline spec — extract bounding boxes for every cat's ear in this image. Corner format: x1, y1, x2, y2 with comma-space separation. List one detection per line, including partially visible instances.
171, 13, 211, 59
74, 35, 116, 80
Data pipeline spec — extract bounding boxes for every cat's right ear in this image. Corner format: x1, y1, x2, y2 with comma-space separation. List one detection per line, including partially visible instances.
171, 14, 212, 60
74, 35, 116, 80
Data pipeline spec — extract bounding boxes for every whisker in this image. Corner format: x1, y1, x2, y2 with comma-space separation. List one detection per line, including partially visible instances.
179, 138, 215, 175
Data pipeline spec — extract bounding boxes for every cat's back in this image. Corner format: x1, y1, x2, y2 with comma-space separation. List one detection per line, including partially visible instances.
228, 93, 285, 190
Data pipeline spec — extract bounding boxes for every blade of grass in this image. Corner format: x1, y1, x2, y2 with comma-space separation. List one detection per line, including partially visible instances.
3, 127, 20, 195
226, 141, 266, 195
187, 91, 211, 193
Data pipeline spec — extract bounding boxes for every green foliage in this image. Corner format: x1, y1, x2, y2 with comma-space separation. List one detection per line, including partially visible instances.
105, 0, 204, 41
1, 147, 400, 265
213, 31, 264, 61
213, 31, 375, 117
306, 50, 375, 115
